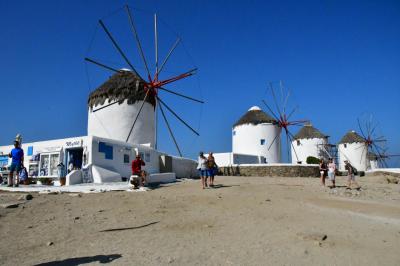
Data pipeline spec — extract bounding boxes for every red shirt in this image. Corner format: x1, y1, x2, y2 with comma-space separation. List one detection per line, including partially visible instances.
132, 159, 145, 174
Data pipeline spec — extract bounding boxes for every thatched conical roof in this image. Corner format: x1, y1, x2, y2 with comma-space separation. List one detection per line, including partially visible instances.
294, 124, 326, 140
233, 106, 276, 127
338, 130, 365, 144
88, 70, 156, 108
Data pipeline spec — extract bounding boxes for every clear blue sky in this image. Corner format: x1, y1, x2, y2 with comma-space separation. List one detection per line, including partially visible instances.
1, 0, 399, 165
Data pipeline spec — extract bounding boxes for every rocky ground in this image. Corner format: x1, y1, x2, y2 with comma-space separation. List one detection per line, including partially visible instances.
0, 174, 399, 266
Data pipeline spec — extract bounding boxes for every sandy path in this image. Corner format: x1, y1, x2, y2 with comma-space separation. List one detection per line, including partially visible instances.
0, 175, 399, 265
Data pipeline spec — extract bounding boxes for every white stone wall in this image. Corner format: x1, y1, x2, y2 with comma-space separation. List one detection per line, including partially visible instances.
213, 153, 232, 167
212, 152, 264, 167
171, 156, 198, 178
338, 142, 368, 171
233, 153, 263, 164
291, 137, 328, 164
232, 123, 281, 163
87, 99, 155, 147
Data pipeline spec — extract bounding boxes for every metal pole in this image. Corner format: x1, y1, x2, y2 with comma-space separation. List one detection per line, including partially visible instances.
154, 13, 159, 81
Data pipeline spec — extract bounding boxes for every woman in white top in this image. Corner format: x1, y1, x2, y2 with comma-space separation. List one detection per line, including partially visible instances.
327, 158, 336, 188
197, 151, 208, 189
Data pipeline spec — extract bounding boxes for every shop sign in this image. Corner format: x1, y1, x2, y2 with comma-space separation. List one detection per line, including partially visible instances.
65, 140, 82, 148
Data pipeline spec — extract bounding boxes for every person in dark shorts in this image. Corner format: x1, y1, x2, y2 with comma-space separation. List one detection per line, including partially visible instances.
319, 158, 327, 186
8, 140, 24, 187
207, 152, 217, 187
197, 152, 208, 189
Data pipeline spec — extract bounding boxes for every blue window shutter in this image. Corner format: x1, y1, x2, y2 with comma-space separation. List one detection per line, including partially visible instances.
98, 142, 113, 160
27, 146, 33, 156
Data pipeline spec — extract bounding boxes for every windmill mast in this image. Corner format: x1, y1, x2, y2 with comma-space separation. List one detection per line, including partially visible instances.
154, 13, 159, 150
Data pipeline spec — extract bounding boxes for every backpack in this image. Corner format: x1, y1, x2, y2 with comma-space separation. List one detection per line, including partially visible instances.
19, 167, 28, 181
351, 165, 358, 176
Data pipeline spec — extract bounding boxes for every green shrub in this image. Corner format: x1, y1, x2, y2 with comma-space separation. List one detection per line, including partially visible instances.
306, 156, 320, 164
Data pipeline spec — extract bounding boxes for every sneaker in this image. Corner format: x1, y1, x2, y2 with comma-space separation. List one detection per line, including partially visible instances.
7, 184, 13, 187
14, 184, 19, 187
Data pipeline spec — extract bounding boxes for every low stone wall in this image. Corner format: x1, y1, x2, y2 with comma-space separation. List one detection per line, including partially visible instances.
366, 170, 400, 178
219, 165, 320, 177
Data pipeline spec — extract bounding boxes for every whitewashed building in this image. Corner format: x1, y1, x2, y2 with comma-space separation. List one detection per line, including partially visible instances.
338, 130, 368, 171
214, 106, 281, 166
0, 70, 197, 185
291, 124, 328, 164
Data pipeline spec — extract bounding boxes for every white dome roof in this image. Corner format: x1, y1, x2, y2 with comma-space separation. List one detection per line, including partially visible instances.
248, 106, 261, 111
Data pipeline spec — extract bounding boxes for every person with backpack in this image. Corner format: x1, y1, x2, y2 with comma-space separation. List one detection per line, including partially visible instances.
207, 152, 218, 187
344, 160, 360, 189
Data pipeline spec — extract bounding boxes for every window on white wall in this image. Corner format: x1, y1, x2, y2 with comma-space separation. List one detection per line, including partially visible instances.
145, 152, 150, 162
260, 139, 265, 145
297, 140, 301, 146
344, 144, 347, 148
232, 131, 236, 136
123, 154, 130, 164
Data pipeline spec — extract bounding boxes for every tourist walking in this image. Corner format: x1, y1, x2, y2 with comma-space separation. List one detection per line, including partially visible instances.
327, 158, 336, 188
197, 151, 208, 189
207, 152, 218, 187
344, 160, 360, 190
319, 158, 327, 186
8, 140, 24, 187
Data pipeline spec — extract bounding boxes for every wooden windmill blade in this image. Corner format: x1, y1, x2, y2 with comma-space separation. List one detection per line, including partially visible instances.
125, 5, 152, 80
262, 81, 309, 162
357, 113, 390, 168
286, 130, 301, 162
98, 19, 142, 79
158, 102, 182, 157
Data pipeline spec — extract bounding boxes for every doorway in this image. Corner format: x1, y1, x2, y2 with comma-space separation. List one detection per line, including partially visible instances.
66, 148, 83, 173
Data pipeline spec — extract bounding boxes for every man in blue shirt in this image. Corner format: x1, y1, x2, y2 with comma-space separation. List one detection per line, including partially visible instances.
8, 140, 24, 187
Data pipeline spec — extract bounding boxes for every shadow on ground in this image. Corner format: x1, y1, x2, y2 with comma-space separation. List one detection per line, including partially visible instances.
99, 221, 159, 232
34, 254, 122, 265
211, 184, 240, 189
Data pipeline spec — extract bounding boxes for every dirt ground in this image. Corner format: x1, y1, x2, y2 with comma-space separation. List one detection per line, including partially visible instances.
1, 175, 400, 266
